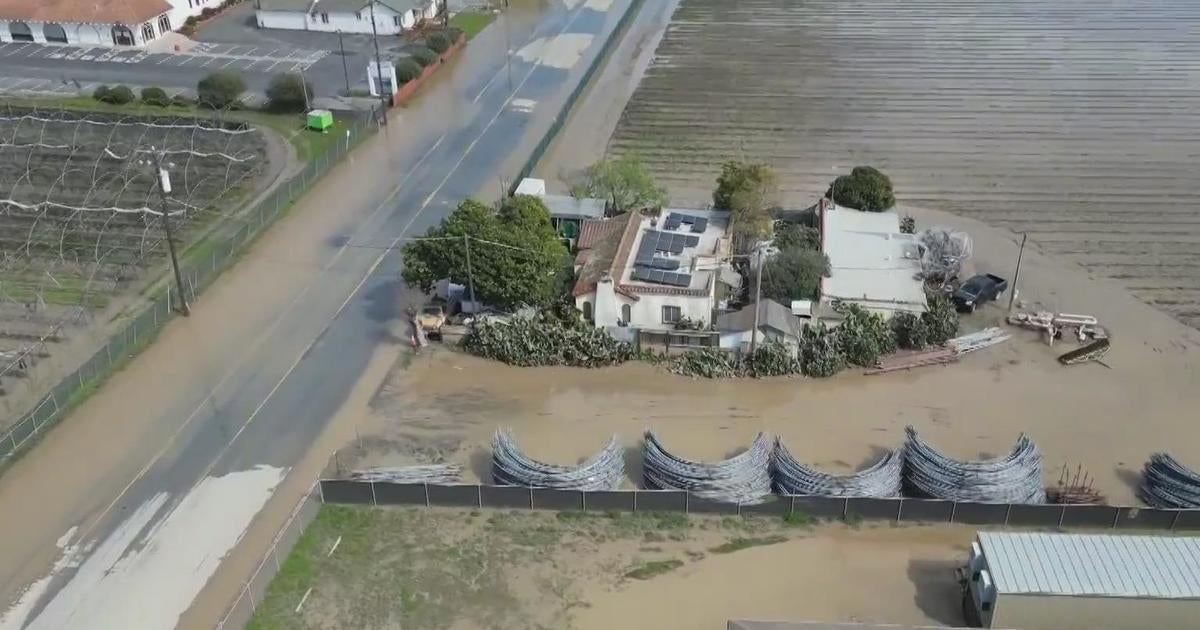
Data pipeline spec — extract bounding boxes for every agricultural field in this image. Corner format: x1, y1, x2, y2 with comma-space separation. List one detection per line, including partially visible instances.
0, 105, 269, 406
610, 0, 1200, 328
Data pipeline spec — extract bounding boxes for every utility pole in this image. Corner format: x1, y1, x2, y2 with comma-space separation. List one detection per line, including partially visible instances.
1007, 232, 1027, 313
299, 66, 311, 111
463, 234, 477, 313
337, 30, 351, 95
369, 1, 389, 122
503, 0, 513, 95
749, 247, 763, 356
151, 151, 190, 316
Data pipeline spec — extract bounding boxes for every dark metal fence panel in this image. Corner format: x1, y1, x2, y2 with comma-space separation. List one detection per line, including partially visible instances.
583, 490, 635, 512
1114, 507, 1178, 530
1173, 510, 1200, 531
1005, 504, 1066, 528
635, 490, 687, 513
687, 497, 739, 515
952, 502, 1010, 525
740, 496, 790, 517
373, 482, 429, 506
791, 496, 847, 520
428, 484, 481, 508
320, 479, 375, 505
898, 499, 955, 523
1061, 505, 1120, 529
480, 485, 532, 509
532, 488, 583, 511
847, 497, 902, 521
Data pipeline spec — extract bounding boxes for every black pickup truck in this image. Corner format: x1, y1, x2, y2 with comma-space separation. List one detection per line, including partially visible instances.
952, 273, 1008, 312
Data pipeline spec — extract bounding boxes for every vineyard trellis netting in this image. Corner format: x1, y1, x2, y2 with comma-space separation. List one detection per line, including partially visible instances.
903, 425, 1046, 504
0, 104, 266, 385
1140, 453, 1200, 509
642, 430, 772, 504
772, 439, 903, 498
491, 427, 625, 491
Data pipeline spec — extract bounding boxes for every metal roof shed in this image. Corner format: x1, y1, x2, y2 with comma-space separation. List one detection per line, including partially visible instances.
966, 531, 1200, 629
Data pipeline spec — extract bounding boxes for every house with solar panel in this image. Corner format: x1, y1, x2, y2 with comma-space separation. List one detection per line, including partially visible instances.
964, 531, 1200, 629
572, 209, 736, 337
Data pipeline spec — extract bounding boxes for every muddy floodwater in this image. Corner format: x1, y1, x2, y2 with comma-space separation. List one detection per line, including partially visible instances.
610, 0, 1200, 328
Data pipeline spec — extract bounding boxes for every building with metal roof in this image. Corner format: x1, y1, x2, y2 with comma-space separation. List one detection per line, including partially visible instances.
966, 531, 1200, 629
819, 204, 927, 318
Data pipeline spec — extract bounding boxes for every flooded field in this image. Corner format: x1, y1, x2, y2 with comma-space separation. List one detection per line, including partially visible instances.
609, 0, 1200, 328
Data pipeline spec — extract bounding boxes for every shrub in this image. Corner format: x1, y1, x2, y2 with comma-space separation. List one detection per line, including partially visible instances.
200, 7, 218, 19
834, 303, 896, 367
921, 291, 959, 345
445, 27, 464, 43
197, 70, 246, 109
829, 165, 895, 212
141, 87, 171, 107
773, 222, 820, 251
891, 311, 929, 349
798, 323, 845, 378
426, 32, 451, 54
759, 248, 828, 303
171, 93, 196, 107
669, 348, 738, 378
743, 340, 800, 377
900, 215, 915, 234
408, 46, 437, 67
394, 59, 422, 84
461, 315, 633, 367
265, 72, 312, 112
180, 15, 199, 36
96, 85, 135, 105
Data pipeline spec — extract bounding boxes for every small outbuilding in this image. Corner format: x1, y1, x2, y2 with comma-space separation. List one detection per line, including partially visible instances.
966, 531, 1200, 629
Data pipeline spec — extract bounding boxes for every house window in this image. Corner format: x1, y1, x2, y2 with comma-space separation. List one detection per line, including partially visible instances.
141, 22, 155, 42
393, 16, 401, 27
621, 304, 631, 324
357, 13, 363, 20
662, 305, 681, 324
582, 302, 593, 322
158, 15, 171, 34
320, 12, 330, 24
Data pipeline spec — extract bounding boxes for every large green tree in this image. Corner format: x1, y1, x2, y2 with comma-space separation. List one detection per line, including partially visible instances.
759, 247, 829, 303
401, 196, 568, 309
828, 165, 895, 212
571, 152, 667, 212
713, 161, 778, 253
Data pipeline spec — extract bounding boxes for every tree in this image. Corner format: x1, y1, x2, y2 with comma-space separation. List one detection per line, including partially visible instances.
408, 47, 437, 67
426, 31, 451, 54
713, 161, 778, 253
773, 222, 820, 251
571, 153, 666, 213
394, 59, 422, 84
265, 72, 312, 112
921, 291, 959, 344
828, 165, 895, 212
140, 87, 171, 107
835, 304, 896, 367
891, 311, 929, 349
401, 197, 568, 310
799, 323, 845, 377
759, 248, 829, 303
197, 70, 246, 109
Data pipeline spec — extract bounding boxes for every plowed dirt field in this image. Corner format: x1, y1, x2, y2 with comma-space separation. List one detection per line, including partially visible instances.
610, 0, 1200, 327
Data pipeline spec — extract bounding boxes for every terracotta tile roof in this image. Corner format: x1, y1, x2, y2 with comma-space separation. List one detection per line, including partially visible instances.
0, 0, 171, 23
576, 218, 623, 251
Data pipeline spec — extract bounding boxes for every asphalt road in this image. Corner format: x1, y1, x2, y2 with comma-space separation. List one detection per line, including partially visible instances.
0, 0, 635, 627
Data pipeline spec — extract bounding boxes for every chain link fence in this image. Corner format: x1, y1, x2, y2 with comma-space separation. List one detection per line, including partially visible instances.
0, 111, 380, 465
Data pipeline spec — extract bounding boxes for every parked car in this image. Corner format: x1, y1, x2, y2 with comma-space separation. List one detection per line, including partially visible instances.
952, 273, 1008, 312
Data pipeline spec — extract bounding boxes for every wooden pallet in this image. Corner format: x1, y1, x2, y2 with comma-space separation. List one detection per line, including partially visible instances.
865, 348, 958, 375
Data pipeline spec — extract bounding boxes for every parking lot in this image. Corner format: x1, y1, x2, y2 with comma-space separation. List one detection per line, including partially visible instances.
0, 41, 328, 74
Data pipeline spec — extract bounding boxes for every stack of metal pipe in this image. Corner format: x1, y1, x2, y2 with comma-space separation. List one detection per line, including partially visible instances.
903, 426, 1045, 503
491, 428, 624, 490
1140, 453, 1200, 508
642, 430, 772, 504
772, 439, 903, 497
349, 464, 462, 484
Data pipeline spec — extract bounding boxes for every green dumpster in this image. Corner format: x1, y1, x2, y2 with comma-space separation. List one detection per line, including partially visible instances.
306, 109, 333, 132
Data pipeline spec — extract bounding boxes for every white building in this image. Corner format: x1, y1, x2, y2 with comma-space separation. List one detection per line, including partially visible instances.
716, 300, 804, 354
256, 0, 441, 35
573, 210, 734, 332
820, 203, 927, 318
0, 0, 220, 46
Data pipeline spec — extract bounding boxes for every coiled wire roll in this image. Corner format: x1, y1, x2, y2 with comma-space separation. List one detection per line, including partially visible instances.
642, 430, 772, 504
772, 439, 903, 497
1140, 453, 1200, 508
491, 428, 624, 490
903, 425, 1045, 503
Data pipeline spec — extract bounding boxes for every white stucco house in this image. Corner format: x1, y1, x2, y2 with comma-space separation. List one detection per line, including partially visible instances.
573, 210, 734, 333
0, 0, 219, 46
256, 0, 442, 35
819, 203, 928, 318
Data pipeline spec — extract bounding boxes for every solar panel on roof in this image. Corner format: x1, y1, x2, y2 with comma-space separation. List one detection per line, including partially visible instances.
648, 257, 680, 270
685, 235, 700, 247
690, 217, 708, 233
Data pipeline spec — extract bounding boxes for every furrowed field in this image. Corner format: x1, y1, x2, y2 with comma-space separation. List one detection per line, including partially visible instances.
611, 0, 1200, 328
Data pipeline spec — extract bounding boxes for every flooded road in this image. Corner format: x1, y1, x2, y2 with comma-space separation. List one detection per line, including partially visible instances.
0, 0, 636, 627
